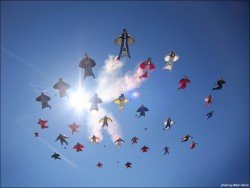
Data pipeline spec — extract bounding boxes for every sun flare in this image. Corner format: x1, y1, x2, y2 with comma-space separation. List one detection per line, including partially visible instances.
68, 88, 91, 112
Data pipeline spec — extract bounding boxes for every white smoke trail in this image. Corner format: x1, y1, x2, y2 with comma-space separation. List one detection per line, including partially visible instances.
96, 55, 144, 102
86, 55, 144, 143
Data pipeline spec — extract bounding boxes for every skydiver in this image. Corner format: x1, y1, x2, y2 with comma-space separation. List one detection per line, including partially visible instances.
136, 105, 149, 118
206, 111, 214, 119
163, 146, 169, 155
37, 118, 48, 129
55, 134, 69, 146
89, 135, 100, 144
96, 162, 103, 168
181, 135, 193, 143
90, 94, 103, 111
68, 122, 80, 134
131, 136, 139, 144
115, 29, 135, 60
141, 145, 149, 153
115, 138, 125, 147
99, 115, 113, 128
36, 92, 51, 109
51, 152, 61, 160
53, 78, 70, 98
212, 78, 226, 90
73, 142, 84, 152
204, 95, 213, 106
79, 53, 96, 79
34, 132, 39, 138
190, 141, 198, 149
163, 117, 175, 130
125, 162, 132, 168
178, 76, 191, 90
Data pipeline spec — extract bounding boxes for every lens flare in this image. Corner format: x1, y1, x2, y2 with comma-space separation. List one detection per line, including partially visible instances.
68, 88, 91, 112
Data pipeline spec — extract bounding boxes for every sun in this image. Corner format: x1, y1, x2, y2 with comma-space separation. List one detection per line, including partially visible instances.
68, 87, 91, 112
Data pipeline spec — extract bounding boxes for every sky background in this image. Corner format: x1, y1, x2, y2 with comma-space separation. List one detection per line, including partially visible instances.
1, 1, 249, 187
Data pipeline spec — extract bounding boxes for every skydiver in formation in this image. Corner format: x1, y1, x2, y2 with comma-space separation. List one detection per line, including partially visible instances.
163, 117, 175, 130
139, 58, 155, 79
163, 146, 169, 155
36, 92, 51, 109
190, 141, 198, 149
114, 29, 135, 60
73, 142, 84, 152
89, 94, 103, 111
51, 152, 61, 160
206, 111, 214, 119
55, 134, 69, 146
96, 162, 103, 168
181, 135, 193, 143
34, 132, 39, 138
89, 135, 100, 144
68, 122, 80, 134
204, 95, 213, 106
163, 51, 180, 71
212, 78, 226, 90
178, 76, 191, 90
131, 136, 139, 144
99, 115, 113, 128
136, 105, 149, 118
79, 52, 96, 80
141, 145, 149, 153
125, 162, 132, 168
53, 78, 70, 98
113, 94, 130, 110
37, 118, 49, 129
114, 138, 125, 147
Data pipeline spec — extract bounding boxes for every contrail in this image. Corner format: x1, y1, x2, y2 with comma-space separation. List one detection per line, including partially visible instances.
1, 46, 48, 78
16, 116, 80, 170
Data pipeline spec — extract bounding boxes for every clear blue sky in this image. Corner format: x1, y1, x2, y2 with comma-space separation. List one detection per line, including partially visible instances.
1, 1, 249, 187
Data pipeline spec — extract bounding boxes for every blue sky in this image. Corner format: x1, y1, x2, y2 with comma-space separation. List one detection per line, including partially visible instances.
1, 1, 249, 187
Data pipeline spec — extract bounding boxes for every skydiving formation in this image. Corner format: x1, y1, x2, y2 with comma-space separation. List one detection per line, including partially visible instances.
79, 53, 96, 80
99, 115, 113, 127
36, 92, 51, 109
53, 78, 70, 98
136, 105, 149, 118
163, 51, 179, 71
113, 94, 130, 110
139, 58, 155, 79
114, 29, 135, 60
32, 28, 227, 171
